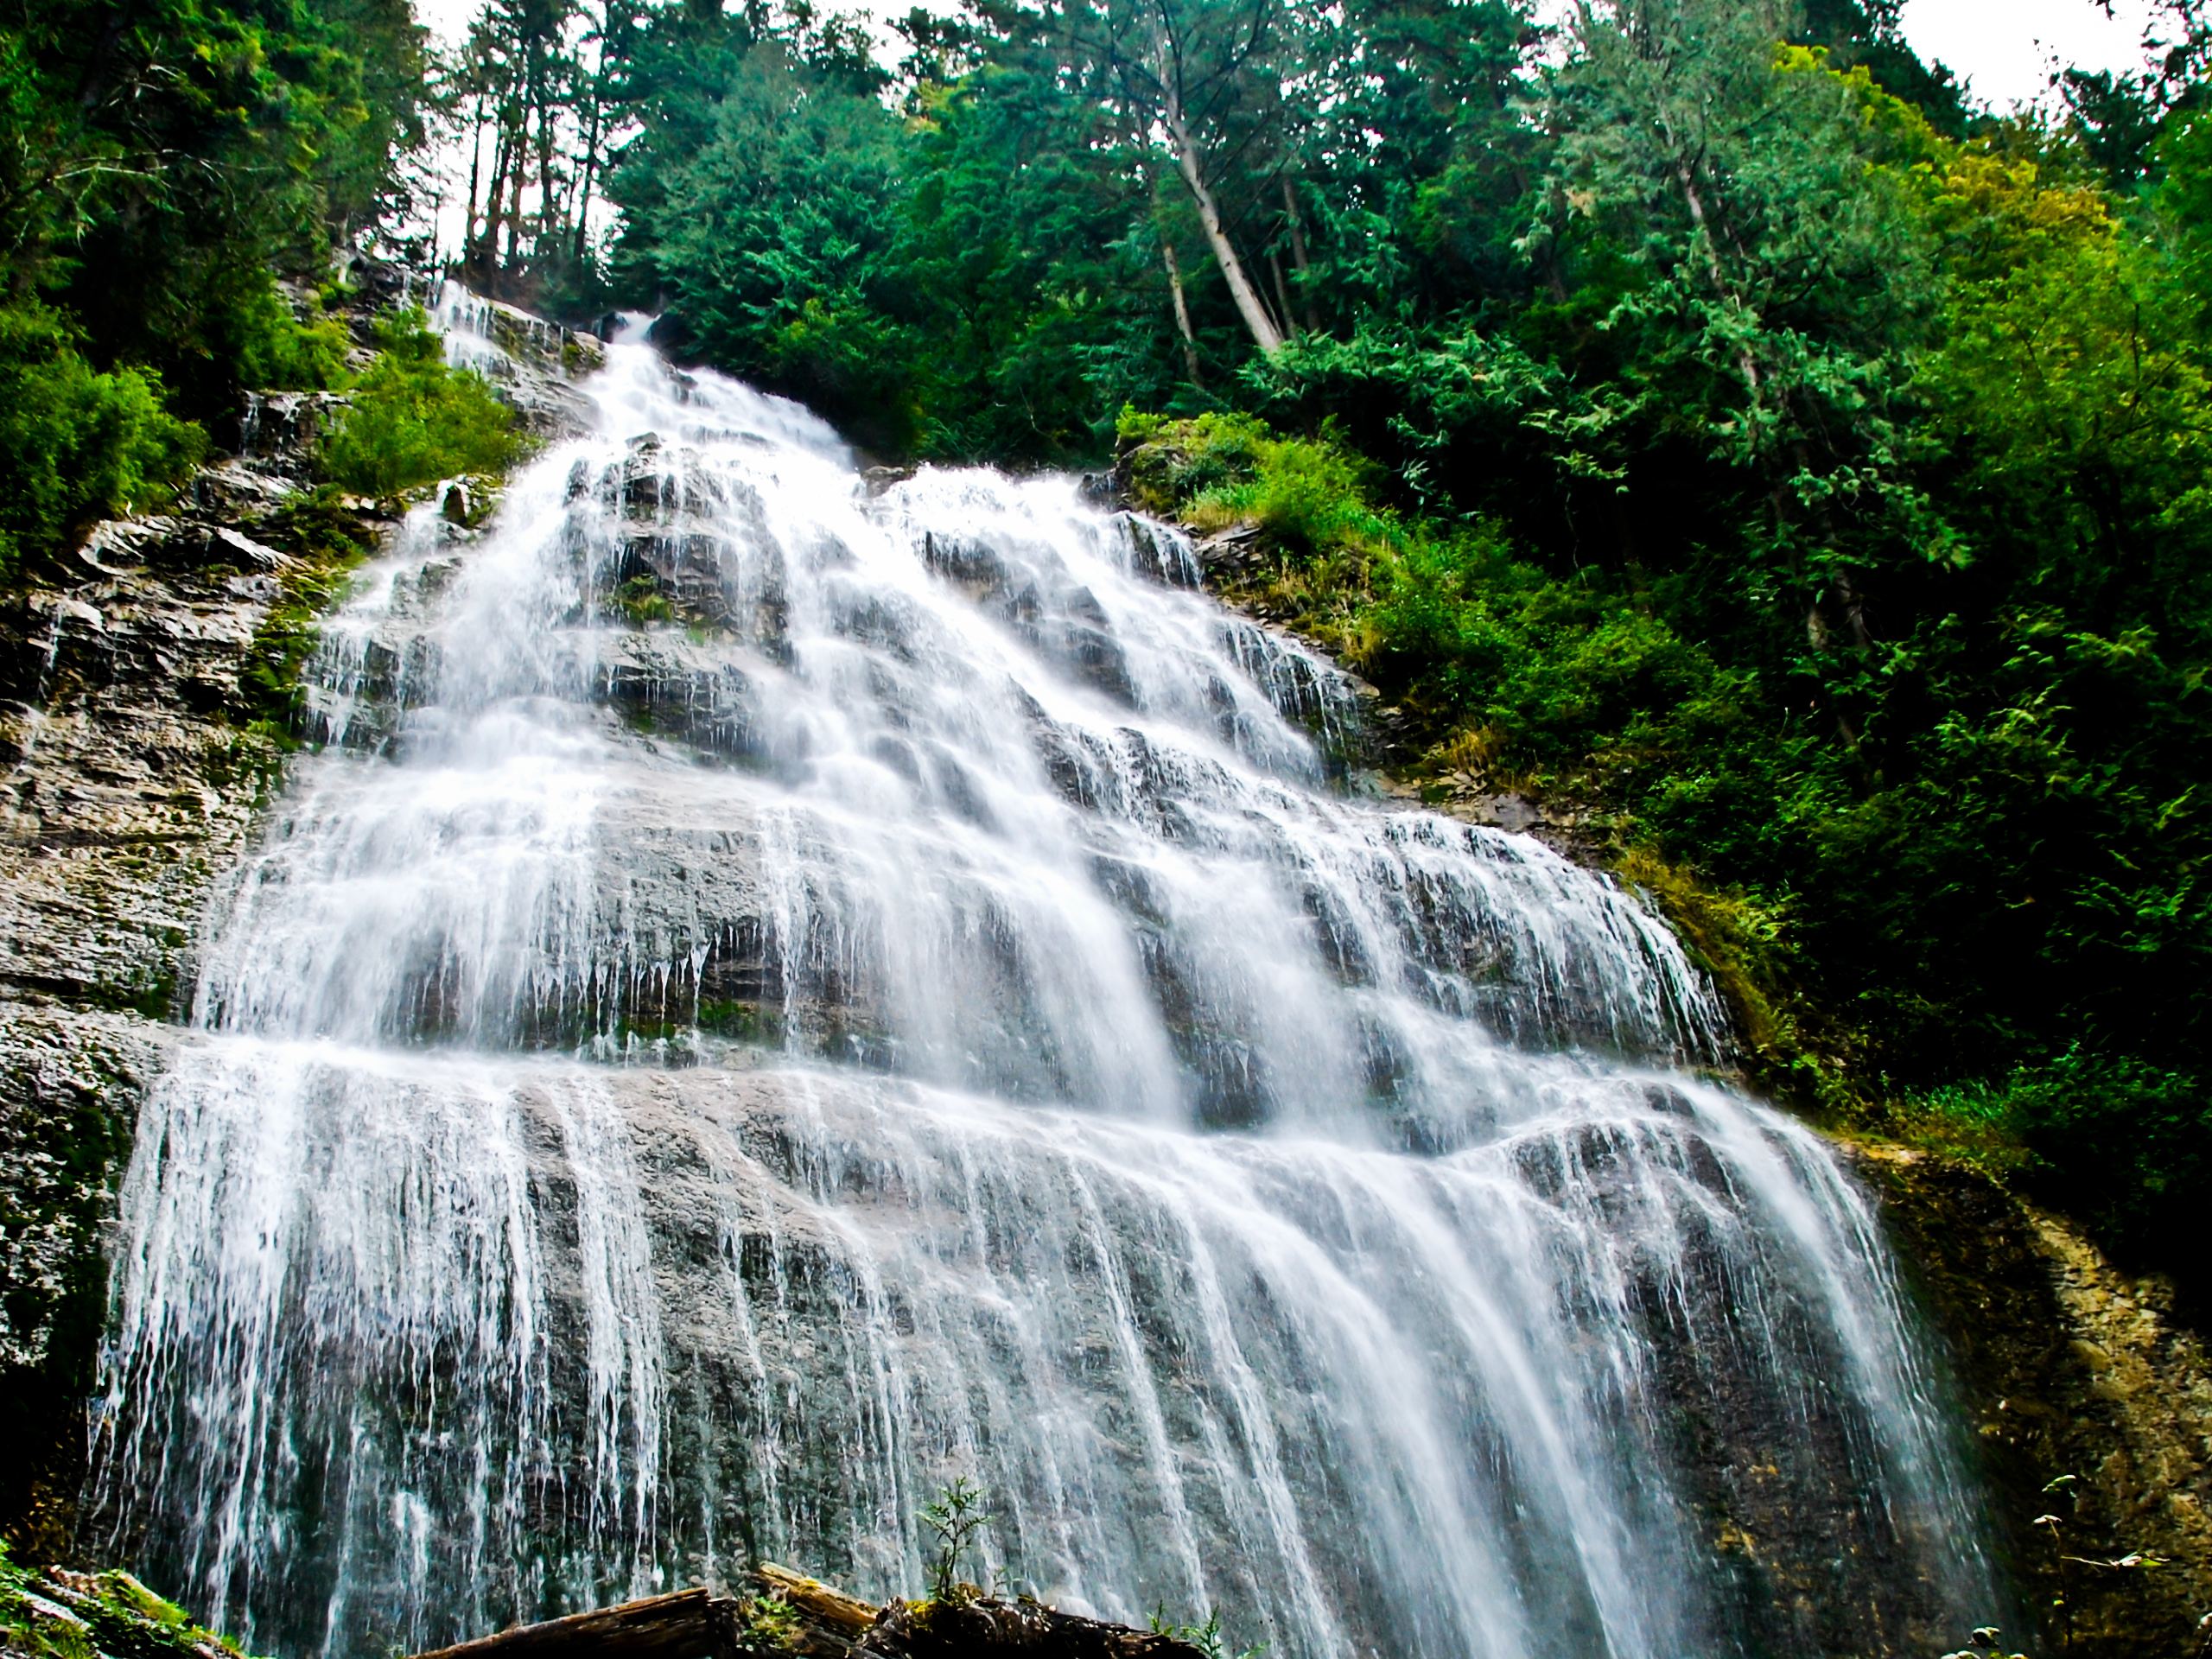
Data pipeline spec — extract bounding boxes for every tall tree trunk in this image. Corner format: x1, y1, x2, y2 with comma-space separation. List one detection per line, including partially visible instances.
477, 118, 512, 280
572, 73, 605, 265
1160, 232, 1204, 387
533, 42, 557, 256
1268, 245, 1296, 341
501, 111, 526, 273
1160, 96, 1283, 357
463, 92, 487, 272
1279, 175, 1319, 332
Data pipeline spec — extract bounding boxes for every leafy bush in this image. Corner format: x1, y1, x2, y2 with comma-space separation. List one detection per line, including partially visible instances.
320, 311, 522, 499
233, 281, 354, 394
0, 302, 205, 577
2001, 1052, 2209, 1271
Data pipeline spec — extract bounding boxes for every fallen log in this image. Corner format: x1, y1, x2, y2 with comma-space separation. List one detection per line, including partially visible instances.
751, 1564, 880, 1638
401, 1568, 1207, 1659
406, 1587, 737, 1659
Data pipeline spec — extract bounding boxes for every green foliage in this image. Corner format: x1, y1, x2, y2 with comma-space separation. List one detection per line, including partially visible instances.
0, 302, 204, 578
612, 576, 676, 626
1124, 390, 2212, 1287
611, 38, 920, 449
610, 29, 1181, 459
918, 1478, 990, 1605
1, 1537, 250, 1659
1996, 1054, 2209, 1269
321, 313, 524, 500
1149, 1606, 1262, 1659
734, 1593, 802, 1654
234, 286, 356, 397
0, 0, 420, 571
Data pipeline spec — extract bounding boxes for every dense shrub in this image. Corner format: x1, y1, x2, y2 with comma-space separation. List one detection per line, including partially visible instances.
2005, 1053, 2209, 1270
0, 303, 204, 578
320, 313, 522, 499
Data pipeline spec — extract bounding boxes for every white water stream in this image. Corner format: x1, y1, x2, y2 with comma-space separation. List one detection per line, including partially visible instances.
87, 297, 1994, 1658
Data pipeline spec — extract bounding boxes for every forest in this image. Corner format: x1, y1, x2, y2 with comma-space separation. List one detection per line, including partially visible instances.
4, 0, 2210, 1305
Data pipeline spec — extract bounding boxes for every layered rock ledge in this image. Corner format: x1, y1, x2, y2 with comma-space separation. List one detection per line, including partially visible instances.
0, 269, 601, 1558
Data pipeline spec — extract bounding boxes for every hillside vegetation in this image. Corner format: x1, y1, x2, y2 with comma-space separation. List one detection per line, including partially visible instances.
0, 0, 430, 573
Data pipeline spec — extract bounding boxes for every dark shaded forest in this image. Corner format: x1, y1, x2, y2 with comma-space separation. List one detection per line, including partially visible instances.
6, 0, 2210, 1299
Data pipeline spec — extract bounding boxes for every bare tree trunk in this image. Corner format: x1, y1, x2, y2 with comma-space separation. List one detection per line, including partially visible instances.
502, 116, 526, 272
1160, 232, 1204, 386
477, 119, 512, 279
463, 92, 487, 272
1268, 245, 1296, 341
1160, 97, 1283, 357
1279, 175, 1319, 331
572, 78, 604, 265
533, 41, 557, 256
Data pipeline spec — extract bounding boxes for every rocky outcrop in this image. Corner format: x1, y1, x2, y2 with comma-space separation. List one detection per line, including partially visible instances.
1849, 1141, 2212, 1658
0, 492, 324, 1555
0, 273, 601, 1560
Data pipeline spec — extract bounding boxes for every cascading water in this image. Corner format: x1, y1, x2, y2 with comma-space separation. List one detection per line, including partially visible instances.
87, 296, 1994, 1659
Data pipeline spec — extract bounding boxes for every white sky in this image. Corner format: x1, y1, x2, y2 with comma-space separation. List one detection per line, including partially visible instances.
1897, 0, 2167, 108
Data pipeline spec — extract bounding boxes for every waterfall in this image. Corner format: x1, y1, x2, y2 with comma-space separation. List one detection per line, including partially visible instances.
86, 299, 1994, 1659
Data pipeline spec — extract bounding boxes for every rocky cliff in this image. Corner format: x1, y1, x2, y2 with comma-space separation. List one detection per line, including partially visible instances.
1853, 1143, 2212, 1657
0, 271, 602, 1561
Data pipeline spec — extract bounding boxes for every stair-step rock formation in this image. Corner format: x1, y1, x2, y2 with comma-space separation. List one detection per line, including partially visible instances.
0, 268, 601, 1560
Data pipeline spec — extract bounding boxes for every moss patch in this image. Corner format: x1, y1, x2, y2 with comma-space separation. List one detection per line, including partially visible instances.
1, 1540, 251, 1659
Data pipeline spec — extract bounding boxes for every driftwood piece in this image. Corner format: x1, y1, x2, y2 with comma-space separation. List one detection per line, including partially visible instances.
751, 1564, 880, 1637
406, 1587, 736, 1659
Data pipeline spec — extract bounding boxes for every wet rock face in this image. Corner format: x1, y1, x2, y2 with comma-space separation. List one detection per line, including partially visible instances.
1851, 1143, 2212, 1659
0, 271, 603, 1560
0, 444, 353, 1558
439, 290, 605, 439
0, 518, 290, 1554
0, 1013, 171, 1559
86, 1057, 1995, 1659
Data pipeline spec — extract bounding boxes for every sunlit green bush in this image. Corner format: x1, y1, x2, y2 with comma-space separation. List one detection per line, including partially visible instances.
320, 310, 522, 499
0, 302, 205, 579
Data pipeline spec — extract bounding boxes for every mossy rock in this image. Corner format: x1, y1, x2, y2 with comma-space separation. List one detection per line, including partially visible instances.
0, 1545, 251, 1659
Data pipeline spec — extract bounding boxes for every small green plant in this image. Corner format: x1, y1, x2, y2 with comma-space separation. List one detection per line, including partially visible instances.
1149, 1605, 1262, 1659
919, 1477, 990, 1604
613, 575, 677, 626
734, 1592, 802, 1653
2027, 1472, 2168, 1654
